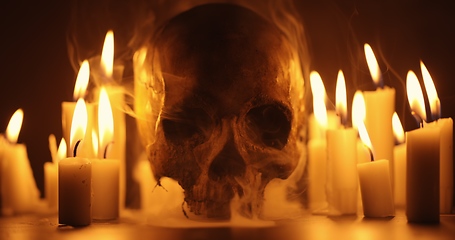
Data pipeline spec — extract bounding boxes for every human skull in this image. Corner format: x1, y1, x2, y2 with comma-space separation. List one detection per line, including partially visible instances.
134, 3, 306, 219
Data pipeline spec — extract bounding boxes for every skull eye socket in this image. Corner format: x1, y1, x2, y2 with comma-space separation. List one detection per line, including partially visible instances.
162, 108, 212, 145
245, 104, 291, 150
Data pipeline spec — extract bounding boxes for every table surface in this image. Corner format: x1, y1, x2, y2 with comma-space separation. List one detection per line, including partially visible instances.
1, 208, 455, 240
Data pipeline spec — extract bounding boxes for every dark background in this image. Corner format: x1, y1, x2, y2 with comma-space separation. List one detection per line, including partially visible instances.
1, 0, 454, 207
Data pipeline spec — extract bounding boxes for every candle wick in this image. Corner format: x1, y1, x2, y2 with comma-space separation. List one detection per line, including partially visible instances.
366, 145, 374, 162
103, 141, 114, 159
73, 139, 82, 157
411, 111, 424, 128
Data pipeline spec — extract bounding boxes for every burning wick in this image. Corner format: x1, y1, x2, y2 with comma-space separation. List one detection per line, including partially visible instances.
73, 139, 82, 157
411, 111, 425, 128
358, 123, 374, 161
102, 141, 114, 159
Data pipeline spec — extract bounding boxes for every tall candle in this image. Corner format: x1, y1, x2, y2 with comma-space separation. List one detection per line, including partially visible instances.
326, 70, 358, 216
92, 87, 120, 220
62, 60, 97, 158
59, 98, 92, 226
308, 71, 331, 213
90, 31, 126, 211
420, 61, 453, 214
44, 136, 66, 210
392, 113, 406, 207
405, 71, 439, 223
363, 44, 395, 185
357, 124, 395, 217
0, 109, 40, 215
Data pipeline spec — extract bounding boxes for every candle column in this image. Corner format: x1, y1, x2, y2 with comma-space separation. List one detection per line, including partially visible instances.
0, 109, 40, 215
405, 71, 439, 223
92, 87, 120, 220
326, 71, 358, 216
59, 99, 92, 226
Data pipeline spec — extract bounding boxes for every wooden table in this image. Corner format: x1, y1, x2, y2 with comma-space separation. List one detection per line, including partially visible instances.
1, 209, 454, 240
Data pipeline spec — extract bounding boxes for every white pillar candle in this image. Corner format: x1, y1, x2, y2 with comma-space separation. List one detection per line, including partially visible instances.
392, 112, 407, 207
405, 70, 440, 223
92, 87, 120, 220
326, 127, 358, 215
92, 159, 119, 220
393, 143, 406, 207
406, 128, 440, 223
44, 136, 66, 210
59, 98, 92, 226
425, 118, 453, 213
58, 157, 92, 225
0, 109, 40, 215
358, 159, 395, 217
44, 162, 58, 210
363, 44, 395, 185
308, 139, 327, 213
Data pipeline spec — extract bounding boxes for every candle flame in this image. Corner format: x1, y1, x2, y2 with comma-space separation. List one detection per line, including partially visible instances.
358, 122, 374, 158
310, 71, 327, 128
406, 70, 427, 124
57, 138, 67, 161
70, 98, 88, 156
98, 87, 114, 158
392, 112, 405, 144
101, 30, 114, 78
336, 70, 347, 126
73, 60, 90, 100
364, 43, 383, 88
5, 108, 23, 144
351, 91, 366, 130
420, 61, 441, 120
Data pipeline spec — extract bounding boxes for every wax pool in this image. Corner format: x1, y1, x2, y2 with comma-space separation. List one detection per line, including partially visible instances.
92, 158, 120, 220
59, 157, 92, 226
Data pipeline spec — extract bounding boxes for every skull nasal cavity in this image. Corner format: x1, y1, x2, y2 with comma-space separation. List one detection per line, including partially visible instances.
209, 139, 246, 181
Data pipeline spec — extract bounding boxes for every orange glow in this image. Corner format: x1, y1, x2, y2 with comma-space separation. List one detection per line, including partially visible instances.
364, 43, 382, 88
101, 30, 114, 78
335, 70, 347, 125
73, 60, 90, 100
420, 61, 440, 120
5, 108, 23, 144
406, 70, 427, 123
310, 71, 328, 128
351, 91, 366, 130
98, 87, 114, 158
70, 98, 88, 155
57, 138, 67, 161
392, 112, 405, 144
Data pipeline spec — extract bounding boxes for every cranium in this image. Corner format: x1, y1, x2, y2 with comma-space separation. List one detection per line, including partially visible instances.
134, 3, 306, 219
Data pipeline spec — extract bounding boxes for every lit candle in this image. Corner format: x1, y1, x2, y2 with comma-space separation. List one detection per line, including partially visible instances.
61, 60, 97, 158
405, 71, 439, 223
363, 44, 395, 184
308, 71, 329, 213
59, 99, 92, 226
357, 123, 395, 218
91, 30, 126, 210
352, 91, 370, 164
420, 61, 453, 214
44, 135, 66, 210
92, 87, 120, 220
0, 109, 40, 215
392, 112, 406, 207
326, 70, 358, 216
